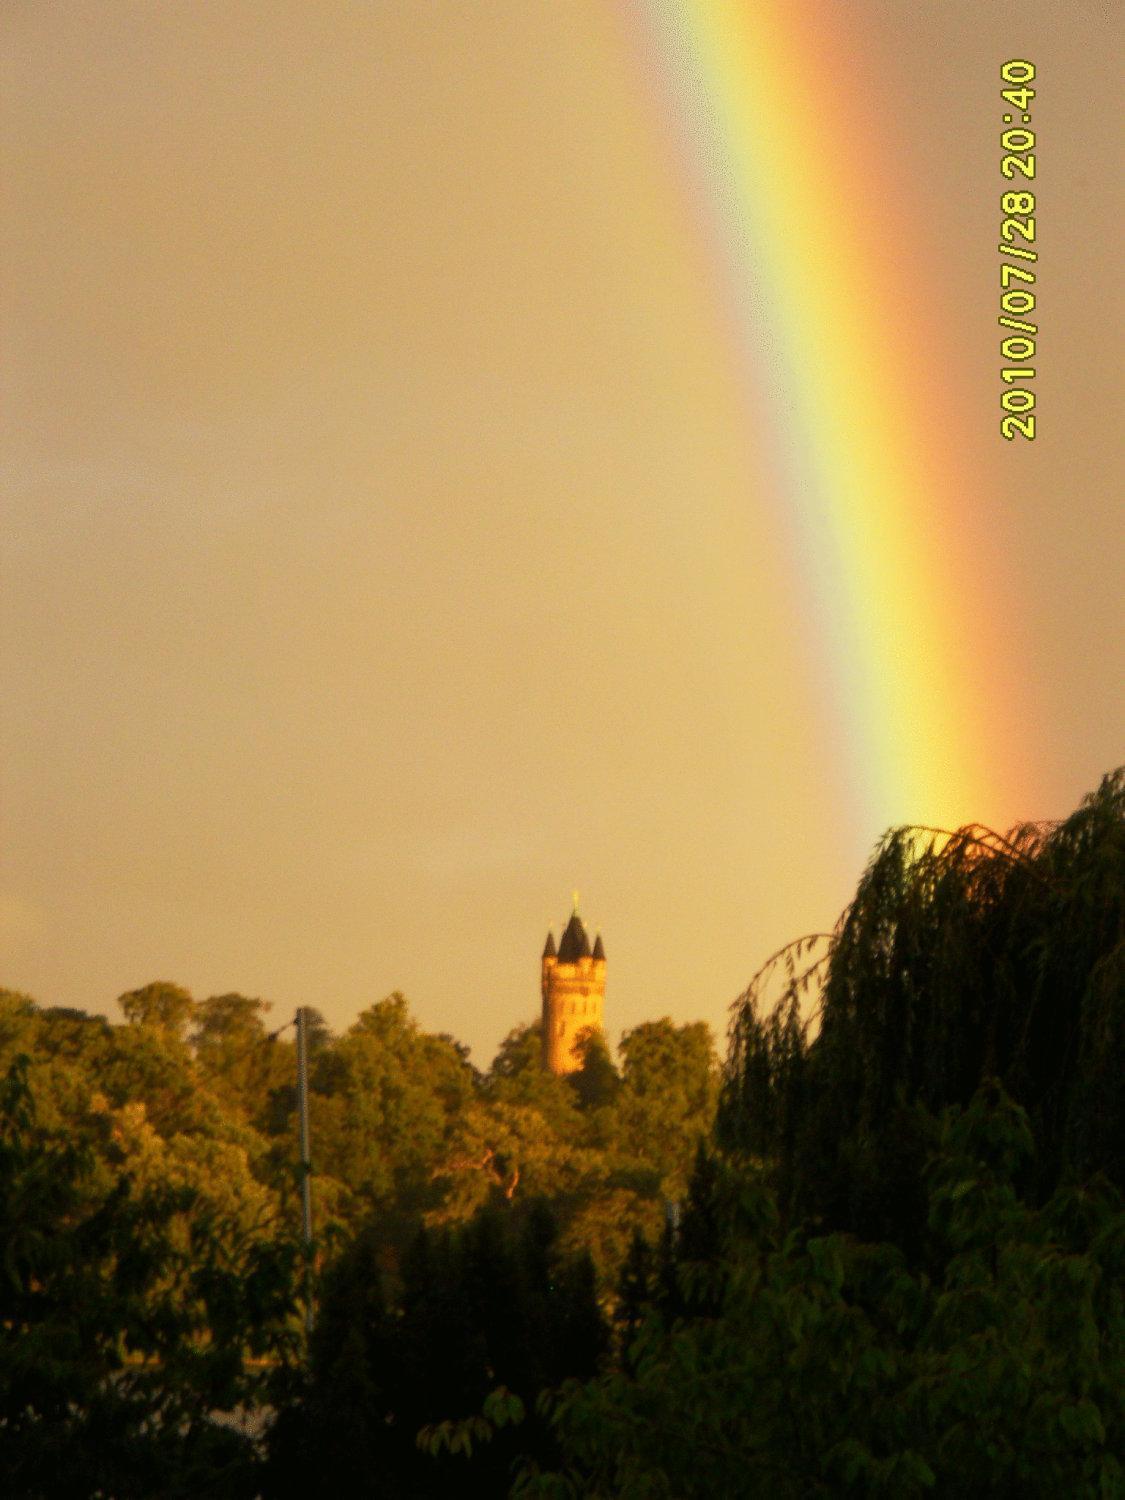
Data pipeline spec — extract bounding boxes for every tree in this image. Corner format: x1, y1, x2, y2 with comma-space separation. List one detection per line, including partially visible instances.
599, 1018, 719, 1201
98, 1022, 217, 1140
191, 992, 294, 1132
721, 768, 1125, 1246
513, 1087, 1125, 1499
486, 1021, 582, 1138
268, 1198, 608, 1498
193, 992, 270, 1052
117, 981, 195, 1041
428, 1098, 594, 1228
568, 1027, 620, 1112
0, 1056, 302, 1499
613, 1228, 655, 1359
275, 994, 478, 1245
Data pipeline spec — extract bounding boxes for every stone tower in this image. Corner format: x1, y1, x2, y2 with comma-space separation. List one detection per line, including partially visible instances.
541, 897, 606, 1075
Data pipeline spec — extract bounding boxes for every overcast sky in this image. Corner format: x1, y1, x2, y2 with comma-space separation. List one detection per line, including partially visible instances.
3, 1, 1121, 1067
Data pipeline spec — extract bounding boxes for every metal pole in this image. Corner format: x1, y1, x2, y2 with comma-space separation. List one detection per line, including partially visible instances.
295, 1006, 314, 1334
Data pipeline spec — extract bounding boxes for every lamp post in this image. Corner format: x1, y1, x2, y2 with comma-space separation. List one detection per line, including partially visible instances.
295, 1006, 314, 1334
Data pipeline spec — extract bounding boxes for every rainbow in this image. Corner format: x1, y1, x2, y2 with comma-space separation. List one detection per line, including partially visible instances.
618, 0, 1023, 839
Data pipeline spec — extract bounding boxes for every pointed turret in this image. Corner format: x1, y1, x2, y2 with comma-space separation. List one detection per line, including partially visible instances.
558, 909, 591, 962
592, 933, 605, 961
542, 930, 557, 959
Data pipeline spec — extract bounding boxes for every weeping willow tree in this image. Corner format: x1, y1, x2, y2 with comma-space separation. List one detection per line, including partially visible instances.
719, 768, 1124, 1248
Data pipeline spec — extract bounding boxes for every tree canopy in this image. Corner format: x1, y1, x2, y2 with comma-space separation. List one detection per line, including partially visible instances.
720, 767, 1125, 1247
2, 768, 1120, 1496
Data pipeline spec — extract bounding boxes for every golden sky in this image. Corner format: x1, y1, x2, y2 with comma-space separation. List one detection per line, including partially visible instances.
2, 1, 1122, 1066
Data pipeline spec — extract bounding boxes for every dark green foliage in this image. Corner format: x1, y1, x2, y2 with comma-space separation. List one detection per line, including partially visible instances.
568, 1027, 620, 1111
265, 1198, 607, 1498
504, 770, 1124, 1497
0, 1056, 302, 1499
721, 769, 1125, 1245
1, 973, 712, 1495
486, 1020, 584, 1136
613, 1228, 655, 1359
515, 1086, 1125, 1498
601, 1018, 720, 1201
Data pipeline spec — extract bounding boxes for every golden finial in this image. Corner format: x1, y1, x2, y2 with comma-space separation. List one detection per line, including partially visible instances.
572, 889, 580, 913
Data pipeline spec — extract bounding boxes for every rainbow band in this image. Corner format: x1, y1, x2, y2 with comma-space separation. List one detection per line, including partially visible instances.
622, 0, 1010, 836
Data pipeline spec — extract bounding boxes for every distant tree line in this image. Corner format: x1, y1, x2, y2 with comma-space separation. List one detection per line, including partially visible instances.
0, 928, 718, 1494
1, 768, 1121, 1496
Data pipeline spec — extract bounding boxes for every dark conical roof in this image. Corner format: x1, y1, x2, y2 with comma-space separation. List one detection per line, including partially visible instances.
592, 933, 605, 961
542, 930, 557, 959
557, 910, 592, 962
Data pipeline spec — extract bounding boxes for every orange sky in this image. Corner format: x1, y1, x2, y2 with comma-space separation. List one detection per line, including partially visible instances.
2, 1, 1122, 1067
